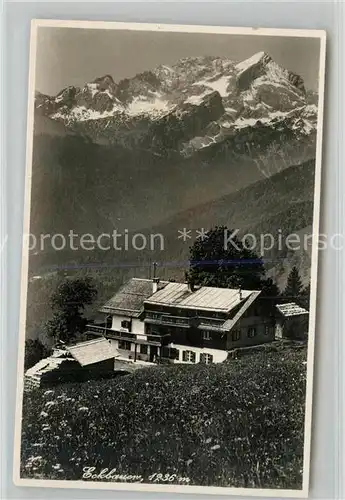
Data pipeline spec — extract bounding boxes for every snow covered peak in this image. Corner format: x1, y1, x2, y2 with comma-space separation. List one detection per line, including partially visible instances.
235, 51, 271, 74
84, 74, 118, 98
35, 51, 314, 146
235, 50, 306, 100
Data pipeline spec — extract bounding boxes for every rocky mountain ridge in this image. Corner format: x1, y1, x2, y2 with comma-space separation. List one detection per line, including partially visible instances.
35, 52, 318, 160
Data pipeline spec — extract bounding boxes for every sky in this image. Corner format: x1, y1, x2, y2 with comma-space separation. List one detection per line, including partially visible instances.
35, 27, 321, 95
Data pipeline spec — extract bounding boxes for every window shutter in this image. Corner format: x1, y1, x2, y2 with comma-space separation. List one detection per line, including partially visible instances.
169, 347, 179, 360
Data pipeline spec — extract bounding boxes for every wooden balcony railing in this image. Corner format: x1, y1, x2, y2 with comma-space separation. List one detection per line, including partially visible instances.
86, 324, 136, 341
86, 324, 170, 346
145, 315, 190, 328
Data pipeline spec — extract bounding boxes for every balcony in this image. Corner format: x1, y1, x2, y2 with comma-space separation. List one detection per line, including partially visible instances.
86, 324, 170, 346
146, 333, 171, 346
86, 324, 136, 342
144, 314, 191, 328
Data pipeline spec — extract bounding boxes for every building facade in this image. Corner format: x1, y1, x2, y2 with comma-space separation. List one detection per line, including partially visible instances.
275, 302, 309, 340
86, 278, 280, 364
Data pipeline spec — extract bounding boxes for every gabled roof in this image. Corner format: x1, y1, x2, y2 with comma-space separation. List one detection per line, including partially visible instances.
100, 278, 169, 317
67, 338, 116, 367
145, 282, 259, 313
25, 355, 70, 377
276, 302, 309, 318
221, 291, 262, 332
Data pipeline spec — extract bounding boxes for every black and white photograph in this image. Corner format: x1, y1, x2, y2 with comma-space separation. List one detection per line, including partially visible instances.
14, 20, 326, 496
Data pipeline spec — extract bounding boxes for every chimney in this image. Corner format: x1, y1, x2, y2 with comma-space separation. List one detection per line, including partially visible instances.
239, 287, 243, 301
152, 277, 160, 294
187, 279, 196, 293
185, 271, 196, 293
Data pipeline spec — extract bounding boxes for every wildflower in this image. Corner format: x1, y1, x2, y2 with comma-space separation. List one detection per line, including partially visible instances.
27, 455, 43, 462
78, 406, 89, 412
40, 411, 48, 418
45, 401, 56, 408
210, 444, 221, 451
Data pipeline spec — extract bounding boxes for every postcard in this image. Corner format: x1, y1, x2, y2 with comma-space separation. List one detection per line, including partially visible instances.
14, 20, 326, 497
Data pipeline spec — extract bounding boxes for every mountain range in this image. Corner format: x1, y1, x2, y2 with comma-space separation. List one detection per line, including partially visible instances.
35, 51, 317, 162
27, 51, 318, 338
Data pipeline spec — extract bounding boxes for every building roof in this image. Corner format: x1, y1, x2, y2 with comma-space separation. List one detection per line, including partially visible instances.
276, 302, 309, 318
145, 282, 259, 313
100, 278, 169, 317
25, 355, 71, 377
67, 338, 116, 367
222, 291, 262, 331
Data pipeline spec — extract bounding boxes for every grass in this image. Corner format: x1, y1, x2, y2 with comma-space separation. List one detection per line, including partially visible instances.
21, 346, 307, 489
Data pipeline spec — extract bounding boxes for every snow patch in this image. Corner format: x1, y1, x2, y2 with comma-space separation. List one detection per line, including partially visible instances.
220, 120, 234, 129
235, 51, 267, 74
195, 76, 230, 97
51, 103, 124, 122
101, 89, 113, 99
234, 117, 260, 129
224, 107, 237, 113
86, 83, 98, 98
185, 90, 213, 105
126, 96, 172, 116
302, 104, 318, 118
302, 120, 314, 134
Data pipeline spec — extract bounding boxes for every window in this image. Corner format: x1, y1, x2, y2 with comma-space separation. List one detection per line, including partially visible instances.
147, 312, 160, 320
231, 329, 241, 341
202, 330, 212, 340
139, 344, 148, 355
121, 320, 132, 331
264, 325, 271, 336
118, 340, 131, 350
161, 347, 179, 360
182, 350, 196, 363
247, 327, 257, 338
175, 317, 188, 325
200, 353, 214, 364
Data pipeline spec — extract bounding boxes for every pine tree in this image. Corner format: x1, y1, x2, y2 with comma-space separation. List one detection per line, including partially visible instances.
283, 266, 303, 302
300, 283, 311, 310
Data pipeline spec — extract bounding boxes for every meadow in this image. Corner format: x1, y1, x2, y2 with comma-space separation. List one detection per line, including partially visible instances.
21, 346, 307, 489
